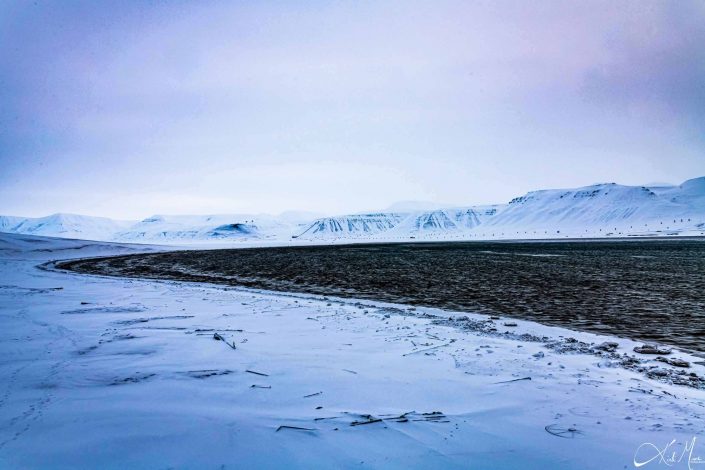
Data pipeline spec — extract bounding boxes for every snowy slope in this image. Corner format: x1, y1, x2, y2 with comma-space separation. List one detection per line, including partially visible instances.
480, 178, 705, 238
114, 214, 295, 242
293, 213, 407, 239
0, 215, 26, 232
385, 208, 480, 236
1, 213, 134, 241
662, 176, 705, 207
294, 205, 506, 240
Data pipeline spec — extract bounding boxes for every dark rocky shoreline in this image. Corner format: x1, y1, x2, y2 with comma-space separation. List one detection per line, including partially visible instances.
58, 240, 705, 354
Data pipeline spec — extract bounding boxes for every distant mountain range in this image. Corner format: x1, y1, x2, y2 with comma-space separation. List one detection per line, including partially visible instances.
2, 177, 704, 244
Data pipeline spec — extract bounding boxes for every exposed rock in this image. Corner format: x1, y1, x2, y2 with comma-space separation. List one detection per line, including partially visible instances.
634, 345, 671, 355
595, 341, 619, 353
656, 356, 690, 368
647, 368, 669, 378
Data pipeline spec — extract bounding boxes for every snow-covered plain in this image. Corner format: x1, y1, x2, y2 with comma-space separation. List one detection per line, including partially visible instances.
2, 177, 703, 245
1, 232, 704, 469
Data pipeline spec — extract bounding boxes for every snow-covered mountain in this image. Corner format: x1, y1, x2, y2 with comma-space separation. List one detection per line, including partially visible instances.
478, 178, 705, 238
0, 215, 26, 232
0, 213, 134, 241
114, 214, 297, 242
293, 213, 407, 239
293, 205, 502, 241
294, 177, 705, 241
1, 177, 703, 243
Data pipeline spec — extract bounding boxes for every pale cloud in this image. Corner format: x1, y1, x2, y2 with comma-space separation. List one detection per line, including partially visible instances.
1, 0, 703, 219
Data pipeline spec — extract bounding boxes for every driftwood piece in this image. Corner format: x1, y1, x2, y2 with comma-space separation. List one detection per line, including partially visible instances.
494, 377, 532, 384
276, 425, 316, 432
213, 332, 237, 350
403, 340, 456, 356
545, 424, 584, 439
350, 417, 383, 426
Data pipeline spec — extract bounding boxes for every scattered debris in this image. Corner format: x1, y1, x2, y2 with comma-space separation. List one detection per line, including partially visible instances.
503, 322, 518, 327
533, 351, 545, 359
314, 416, 341, 421
647, 368, 669, 378
75, 345, 99, 356
545, 424, 584, 438
213, 332, 237, 350
62, 305, 146, 315
350, 416, 383, 426
414, 411, 447, 422
629, 387, 659, 396
494, 377, 532, 384
595, 342, 619, 353
385, 413, 410, 423
656, 356, 690, 368
403, 340, 456, 356
185, 369, 232, 379
276, 425, 316, 433
347, 411, 448, 427
304, 391, 323, 398
109, 372, 156, 386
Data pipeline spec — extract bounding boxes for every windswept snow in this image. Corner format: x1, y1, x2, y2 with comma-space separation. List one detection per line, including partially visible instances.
1, 177, 704, 244
1, 233, 704, 468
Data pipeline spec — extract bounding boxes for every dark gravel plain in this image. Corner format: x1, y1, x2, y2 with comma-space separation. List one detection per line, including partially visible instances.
58, 239, 705, 353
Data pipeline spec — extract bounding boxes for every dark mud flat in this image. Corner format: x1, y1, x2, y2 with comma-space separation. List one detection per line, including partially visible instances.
59, 240, 705, 354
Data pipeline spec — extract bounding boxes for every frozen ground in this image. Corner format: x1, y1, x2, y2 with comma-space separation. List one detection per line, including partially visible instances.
0, 232, 704, 469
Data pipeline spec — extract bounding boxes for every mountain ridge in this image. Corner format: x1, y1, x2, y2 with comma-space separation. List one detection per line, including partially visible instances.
1, 177, 703, 243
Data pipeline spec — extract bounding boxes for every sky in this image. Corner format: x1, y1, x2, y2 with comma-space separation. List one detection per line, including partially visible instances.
1, 0, 704, 220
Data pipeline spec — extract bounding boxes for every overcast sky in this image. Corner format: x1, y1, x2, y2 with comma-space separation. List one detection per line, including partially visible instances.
1, 0, 703, 219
